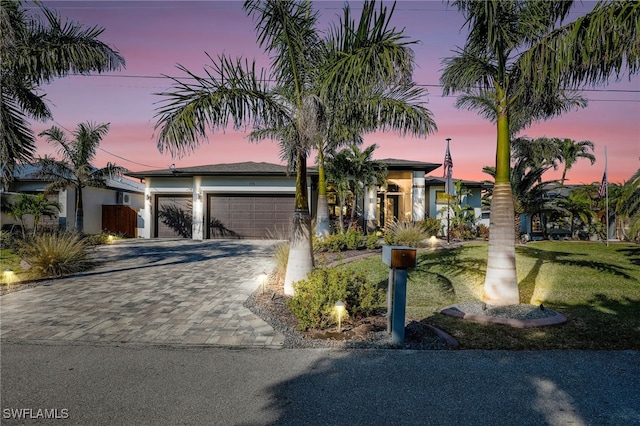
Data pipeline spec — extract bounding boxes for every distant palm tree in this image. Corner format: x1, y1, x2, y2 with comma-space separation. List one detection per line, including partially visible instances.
36, 122, 127, 232
1, 193, 60, 238
441, 0, 640, 305
0, 0, 125, 190
556, 138, 596, 186
153, 1, 431, 295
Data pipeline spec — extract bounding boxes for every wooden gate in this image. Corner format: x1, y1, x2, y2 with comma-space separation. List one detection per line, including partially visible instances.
102, 205, 137, 238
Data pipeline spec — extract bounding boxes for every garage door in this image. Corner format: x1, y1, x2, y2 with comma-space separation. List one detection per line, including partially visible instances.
156, 195, 192, 238
208, 194, 294, 239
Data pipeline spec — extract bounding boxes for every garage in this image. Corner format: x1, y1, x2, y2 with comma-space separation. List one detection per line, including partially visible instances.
208, 194, 294, 239
155, 195, 192, 238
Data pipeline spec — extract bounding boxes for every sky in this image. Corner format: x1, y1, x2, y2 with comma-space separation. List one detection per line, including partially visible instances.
30, 0, 640, 185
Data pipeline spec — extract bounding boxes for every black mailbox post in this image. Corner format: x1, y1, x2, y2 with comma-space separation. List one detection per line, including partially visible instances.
382, 245, 417, 344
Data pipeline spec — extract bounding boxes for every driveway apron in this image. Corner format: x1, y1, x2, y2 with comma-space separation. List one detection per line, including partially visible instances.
0, 239, 285, 347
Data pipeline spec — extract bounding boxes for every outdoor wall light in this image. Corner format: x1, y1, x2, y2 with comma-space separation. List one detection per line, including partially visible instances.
197, 190, 202, 201
335, 301, 346, 332
145, 194, 151, 201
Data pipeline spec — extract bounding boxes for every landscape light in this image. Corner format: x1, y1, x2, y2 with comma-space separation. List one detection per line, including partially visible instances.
335, 301, 346, 332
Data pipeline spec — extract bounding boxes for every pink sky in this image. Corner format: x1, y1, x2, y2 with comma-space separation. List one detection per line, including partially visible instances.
31, 1, 639, 185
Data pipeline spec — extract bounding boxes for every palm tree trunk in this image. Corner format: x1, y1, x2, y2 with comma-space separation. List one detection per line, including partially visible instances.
315, 145, 331, 237
75, 186, 84, 232
283, 153, 314, 296
483, 182, 520, 305
483, 105, 519, 306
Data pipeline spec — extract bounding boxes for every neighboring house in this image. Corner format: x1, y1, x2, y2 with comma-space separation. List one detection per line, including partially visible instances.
424, 176, 491, 233
126, 159, 488, 240
1, 165, 144, 236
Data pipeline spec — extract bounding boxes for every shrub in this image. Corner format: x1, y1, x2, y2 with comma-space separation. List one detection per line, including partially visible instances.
449, 223, 476, 240
419, 217, 442, 237
365, 233, 380, 249
287, 266, 384, 331
314, 229, 365, 252
386, 220, 427, 248
477, 224, 490, 240
18, 232, 93, 278
343, 228, 364, 250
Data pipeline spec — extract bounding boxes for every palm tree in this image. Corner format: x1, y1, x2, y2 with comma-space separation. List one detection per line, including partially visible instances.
0, 0, 125, 190
0, 193, 61, 238
556, 187, 597, 239
36, 122, 127, 232
153, 1, 433, 295
441, 0, 640, 305
556, 138, 596, 186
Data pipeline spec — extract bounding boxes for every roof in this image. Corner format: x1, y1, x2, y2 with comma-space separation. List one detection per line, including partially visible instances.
425, 176, 492, 188
127, 159, 441, 179
126, 162, 301, 178
13, 164, 144, 193
378, 158, 441, 173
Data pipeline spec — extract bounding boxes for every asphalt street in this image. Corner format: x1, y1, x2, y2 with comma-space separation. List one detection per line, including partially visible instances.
1, 343, 639, 426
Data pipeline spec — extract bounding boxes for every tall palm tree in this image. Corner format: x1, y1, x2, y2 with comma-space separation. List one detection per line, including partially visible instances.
36, 122, 127, 232
312, 4, 436, 236
0, 0, 125, 190
556, 138, 595, 186
153, 1, 433, 295
441, 0, 640, 305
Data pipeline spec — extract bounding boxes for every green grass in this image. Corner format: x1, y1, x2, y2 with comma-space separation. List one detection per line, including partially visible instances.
343, 241, 640, 350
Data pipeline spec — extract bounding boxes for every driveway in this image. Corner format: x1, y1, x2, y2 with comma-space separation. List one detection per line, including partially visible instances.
0, 239, 285, 347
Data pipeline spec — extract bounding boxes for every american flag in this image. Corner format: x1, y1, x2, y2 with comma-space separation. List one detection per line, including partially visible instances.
444, 140, 454, 195
598, 171, 607, 198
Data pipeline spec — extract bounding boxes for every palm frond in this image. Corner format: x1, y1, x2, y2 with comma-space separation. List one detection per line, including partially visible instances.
154, 55, 290, 159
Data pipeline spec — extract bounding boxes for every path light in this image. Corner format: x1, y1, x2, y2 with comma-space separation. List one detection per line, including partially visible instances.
335, 301, 346, 332
256, 273, 269, 293
4, 269, 15, 285
107, 234, 115, 243
429, 235, 438, 248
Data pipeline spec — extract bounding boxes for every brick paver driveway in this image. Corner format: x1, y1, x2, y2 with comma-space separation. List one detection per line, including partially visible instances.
0, 239, 285, 347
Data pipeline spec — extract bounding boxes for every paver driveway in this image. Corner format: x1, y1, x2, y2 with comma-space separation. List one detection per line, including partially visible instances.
0, 239, 285, 347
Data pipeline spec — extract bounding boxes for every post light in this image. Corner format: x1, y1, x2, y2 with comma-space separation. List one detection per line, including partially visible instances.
107, 234, 114, 243
4, 269, 15, 285
256, 273, 269, 293
335, 301, 346, 332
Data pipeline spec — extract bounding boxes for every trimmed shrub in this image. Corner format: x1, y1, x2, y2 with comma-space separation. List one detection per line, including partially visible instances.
314, 229, 366, 252
287, 266, 384, 331
18, 231, 93, 278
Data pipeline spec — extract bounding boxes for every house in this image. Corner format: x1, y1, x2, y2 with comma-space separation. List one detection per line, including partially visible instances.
1, 165, 145, 236
126, 159, 486, 240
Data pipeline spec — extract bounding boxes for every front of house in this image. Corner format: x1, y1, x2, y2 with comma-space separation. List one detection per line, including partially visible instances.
126, 160, 488, 240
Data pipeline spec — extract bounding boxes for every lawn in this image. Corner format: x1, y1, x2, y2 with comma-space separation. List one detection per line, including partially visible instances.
343, 241, 640, 350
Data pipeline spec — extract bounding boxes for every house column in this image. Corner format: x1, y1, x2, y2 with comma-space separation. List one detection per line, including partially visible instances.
192, 177, 204, 240
363, 184, 377, 232
140, 183, 152, 238
412, 171, 425, 222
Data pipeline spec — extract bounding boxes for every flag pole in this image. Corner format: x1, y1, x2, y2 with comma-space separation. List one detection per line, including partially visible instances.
605, 147, 609, 247
445, 138, 452, 244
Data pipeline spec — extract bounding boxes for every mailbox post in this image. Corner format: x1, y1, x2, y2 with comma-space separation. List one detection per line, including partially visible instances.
382, 245, 417, 344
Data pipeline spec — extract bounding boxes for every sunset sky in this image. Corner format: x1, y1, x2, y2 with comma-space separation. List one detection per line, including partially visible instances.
31, 1, 639, 185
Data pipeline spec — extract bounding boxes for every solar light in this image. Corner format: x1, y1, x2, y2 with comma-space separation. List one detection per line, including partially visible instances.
335, 301, 346, 332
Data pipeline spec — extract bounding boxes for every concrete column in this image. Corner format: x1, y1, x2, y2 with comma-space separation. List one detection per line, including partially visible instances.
140, 183, 152, 238
192, 177, 204, 240
412, 172, 425, 222
363, 184, 378, 232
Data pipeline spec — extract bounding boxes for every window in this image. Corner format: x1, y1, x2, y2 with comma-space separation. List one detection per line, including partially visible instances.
531, 214, 542, 233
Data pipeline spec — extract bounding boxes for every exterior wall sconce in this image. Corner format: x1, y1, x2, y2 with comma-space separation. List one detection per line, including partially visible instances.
197, 190, 202, 201
145, 194, 151, 201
